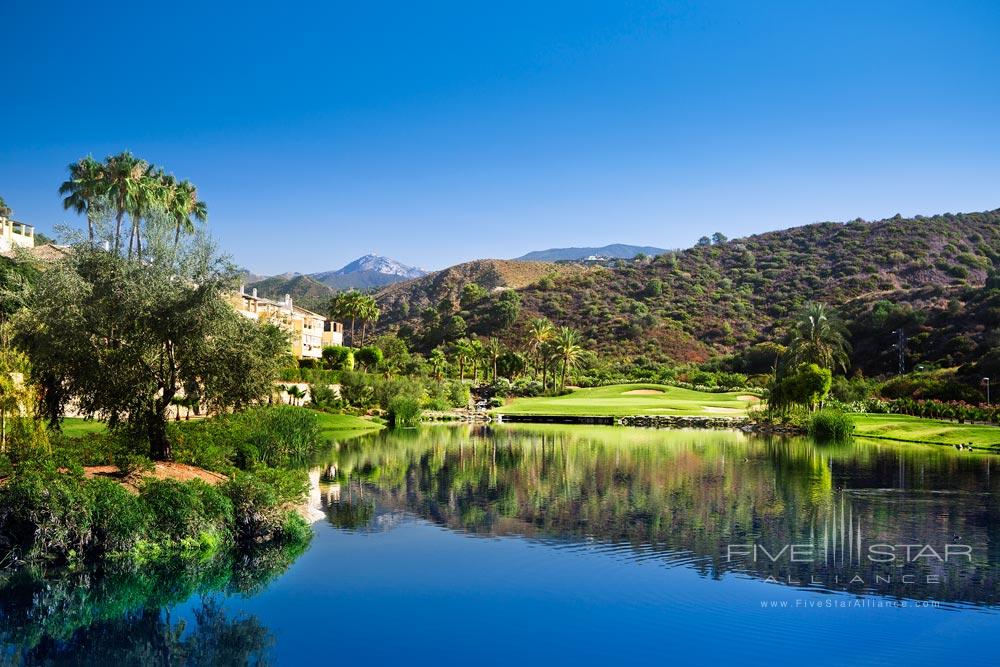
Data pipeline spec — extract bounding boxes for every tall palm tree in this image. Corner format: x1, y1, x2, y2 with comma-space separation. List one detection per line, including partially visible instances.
162, 174, 207, 249
554, 327, 582, 392
59, 156, 105, 244
486, 337, 503, 383
453, 338, 473, 382
786, 302, 851, 373
468, 339, 485, 384
102, 151, 142, 254
429, 348, 447, 381
527, 317, 554, 378
358, 295, 380, 347
337, 291, 363, 347
127, 163, 165, 260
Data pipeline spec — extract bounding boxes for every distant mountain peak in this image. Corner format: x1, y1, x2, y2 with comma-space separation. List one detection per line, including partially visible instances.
307, 254, 426, 291
332, 254, 425, 278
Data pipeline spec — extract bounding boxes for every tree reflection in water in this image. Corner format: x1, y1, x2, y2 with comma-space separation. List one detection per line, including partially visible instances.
318, 424, 1000, 606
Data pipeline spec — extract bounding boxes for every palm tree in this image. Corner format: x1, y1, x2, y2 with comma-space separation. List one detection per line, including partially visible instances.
527, 317, 554, 378
429, 348, 447, 381
786, 302, 851, 373
286, 385, 306, 406
554, 327, 582, 391
486, 337, 502, 383
358, 295, 380, 347
163, 174, 207, 249
454, 338, 473, 381
0, 196, 10, 218
336, 291, 364, 347
468, 339, 485, 384
102, 151, 148, 255
126, 163, 165, 260
59, 156, 105, 244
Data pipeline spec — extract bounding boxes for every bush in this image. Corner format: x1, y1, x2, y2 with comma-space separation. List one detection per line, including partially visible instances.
140, 479, 234, 549
447, 380, 471, 407
88, 477, 146, 555
172, 405, 321, 471
223, 468, 308, 544
0, 465, 92, 563
321, 346, 354, 371
387, 396, 422, 427
808, 409, 855, 442
308, 383, 339, 409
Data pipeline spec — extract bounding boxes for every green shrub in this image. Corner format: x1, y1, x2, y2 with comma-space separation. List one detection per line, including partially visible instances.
87, 477, 146, 555
0, 465, 92, 563
140, 479, 233, 549
808, 409, 855, 442
172, 405, 321, 471
387, 396, 422, 427
223, 468, 307, 544
321, 346, 354, 371
308, 383, 340, 409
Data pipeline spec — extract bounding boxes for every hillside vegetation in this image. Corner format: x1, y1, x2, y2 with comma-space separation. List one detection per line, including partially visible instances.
374, 210, 1000, 375
249, 274, 335, 313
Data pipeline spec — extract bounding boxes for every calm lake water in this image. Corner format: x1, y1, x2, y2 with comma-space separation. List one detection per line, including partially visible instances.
4, 424, 1000, 665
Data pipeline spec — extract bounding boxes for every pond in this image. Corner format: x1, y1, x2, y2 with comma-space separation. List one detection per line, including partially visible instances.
3, 424, 1000, 665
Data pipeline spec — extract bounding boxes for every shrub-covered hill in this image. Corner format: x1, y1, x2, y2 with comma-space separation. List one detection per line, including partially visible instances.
248, 274, 335, 314
375, 210, 1000, 372
376, 258, 590, 324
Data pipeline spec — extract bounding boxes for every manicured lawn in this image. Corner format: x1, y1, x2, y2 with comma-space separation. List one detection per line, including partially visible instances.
851, 414, 1000, 448
496, 383, 759, 417
59, 418, 107, 437
58, 412, 382, 440
314, 411, 384, 436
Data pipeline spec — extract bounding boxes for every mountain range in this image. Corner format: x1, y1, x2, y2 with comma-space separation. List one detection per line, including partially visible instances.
515, 244, 667, 262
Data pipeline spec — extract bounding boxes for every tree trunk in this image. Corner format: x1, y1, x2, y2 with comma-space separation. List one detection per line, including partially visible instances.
114, 211, 124, 253
350, 318, 356, 347
459, 358, 465, 382
560, 359, 568, 391
149, 411, 171, 460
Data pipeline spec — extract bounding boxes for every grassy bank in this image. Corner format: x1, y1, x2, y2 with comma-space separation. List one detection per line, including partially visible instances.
496, 383, 758, 417
851, 414, 1000, 449
314, 411, 384, 436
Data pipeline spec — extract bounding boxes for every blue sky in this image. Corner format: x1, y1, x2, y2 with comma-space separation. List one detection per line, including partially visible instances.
2, 1, 999, 274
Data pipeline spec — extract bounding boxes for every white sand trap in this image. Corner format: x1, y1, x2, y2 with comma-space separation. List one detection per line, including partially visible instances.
623, 389, 665, 395
703, 406, 743, 414
737, 395, 760, 402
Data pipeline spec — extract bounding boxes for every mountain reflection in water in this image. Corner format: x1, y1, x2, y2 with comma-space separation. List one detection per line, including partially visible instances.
317, 424, 1000, 607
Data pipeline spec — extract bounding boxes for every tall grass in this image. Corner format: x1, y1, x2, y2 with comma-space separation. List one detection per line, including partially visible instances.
808, 409, 855, 442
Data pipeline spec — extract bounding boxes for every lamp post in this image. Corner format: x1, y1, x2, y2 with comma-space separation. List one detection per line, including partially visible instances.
983, 377, 991, 405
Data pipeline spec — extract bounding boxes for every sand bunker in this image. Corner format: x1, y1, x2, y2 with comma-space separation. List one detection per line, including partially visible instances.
623, 389, 665, 395
737, 395, 760, 402
703, 407, 743, 414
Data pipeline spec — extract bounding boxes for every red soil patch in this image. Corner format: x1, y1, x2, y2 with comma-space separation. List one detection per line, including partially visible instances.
84, 462, 228, 493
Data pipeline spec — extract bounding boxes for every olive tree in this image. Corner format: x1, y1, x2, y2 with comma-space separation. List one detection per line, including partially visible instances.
15, 243, 290, 460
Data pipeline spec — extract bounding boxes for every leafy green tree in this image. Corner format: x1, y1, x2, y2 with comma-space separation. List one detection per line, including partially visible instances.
460, 283, 487, 308
355, 346, 383, 372
321, 345, 354, 371
0, 195, 10, 218
15, 245, 289, 460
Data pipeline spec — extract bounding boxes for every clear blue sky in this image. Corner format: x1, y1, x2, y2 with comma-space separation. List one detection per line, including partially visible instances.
2, 1, 998, 274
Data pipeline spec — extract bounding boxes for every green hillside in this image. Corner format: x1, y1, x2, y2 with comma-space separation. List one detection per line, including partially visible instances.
249, 274, 335, 314
375, 210, 1000, 375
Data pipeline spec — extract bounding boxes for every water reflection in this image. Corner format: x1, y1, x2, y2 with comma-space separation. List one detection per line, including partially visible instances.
317, 424, 1000, 607
0, 542, 304, 662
